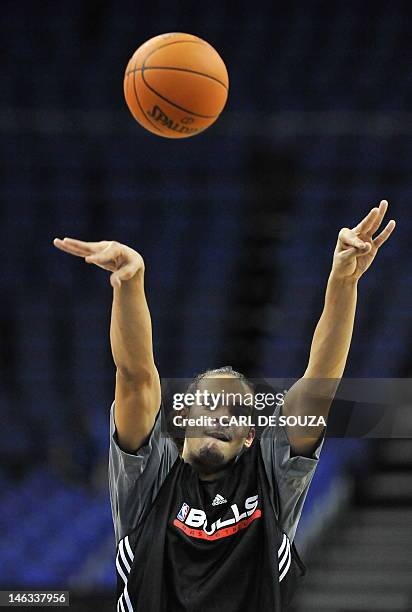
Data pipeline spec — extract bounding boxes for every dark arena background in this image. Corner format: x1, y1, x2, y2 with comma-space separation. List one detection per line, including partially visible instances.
1, 1, 412, 611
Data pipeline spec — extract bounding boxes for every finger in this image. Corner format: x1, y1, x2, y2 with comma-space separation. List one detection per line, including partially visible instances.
110, 263, 137, 288
373, 219, 396, 249
368, 199, 389, 236
110, 273, 122, 289
339, 246, 358, 261
339, 228, 370, 250
60, 237, 110, 255
53, 238, 89, 258
352, 207, 379, 235
85, 242, 121, 265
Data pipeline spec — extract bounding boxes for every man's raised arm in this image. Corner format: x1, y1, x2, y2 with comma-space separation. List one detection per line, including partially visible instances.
53, 237, 161, 452
282, 200, 396, 457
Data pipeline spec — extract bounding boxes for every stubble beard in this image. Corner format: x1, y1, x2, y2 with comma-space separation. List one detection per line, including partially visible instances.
187, 443, 229, 476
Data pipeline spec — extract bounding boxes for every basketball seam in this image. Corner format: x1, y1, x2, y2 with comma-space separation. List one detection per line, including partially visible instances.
140, 39, 226, 119
126, 66, 228, 91
141, 70, 219, 119
142, 38, 211, 58
131, 55, 165, 134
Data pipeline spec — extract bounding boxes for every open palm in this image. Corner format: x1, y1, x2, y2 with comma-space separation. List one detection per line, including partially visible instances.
53, 237, 144, 288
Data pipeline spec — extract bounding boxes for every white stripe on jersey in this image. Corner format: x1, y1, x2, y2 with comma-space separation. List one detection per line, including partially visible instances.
278, 533, 287, 558
279, 539, 290, 571
278, 533, 292, 583
119, 539, 131, 574
116, 554, 128, 585
116, 536, 134, 612
124, 536, 134, 563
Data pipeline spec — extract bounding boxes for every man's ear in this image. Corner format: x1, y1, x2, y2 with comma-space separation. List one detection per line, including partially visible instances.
244, 427, 255, 448
173, 406, 189, 451
180, 405, 189, 420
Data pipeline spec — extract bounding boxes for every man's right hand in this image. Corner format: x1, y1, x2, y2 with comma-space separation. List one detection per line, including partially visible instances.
53, 237, 144, 288
54, 235, 160, 452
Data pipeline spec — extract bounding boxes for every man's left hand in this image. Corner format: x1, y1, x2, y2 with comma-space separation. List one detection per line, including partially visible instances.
331, 199, 396, 281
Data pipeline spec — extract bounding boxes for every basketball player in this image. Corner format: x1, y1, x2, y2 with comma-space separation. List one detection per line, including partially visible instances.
54, 200, 395, 611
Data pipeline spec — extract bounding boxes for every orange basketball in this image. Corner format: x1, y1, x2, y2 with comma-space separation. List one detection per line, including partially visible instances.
123, 33, 229, 139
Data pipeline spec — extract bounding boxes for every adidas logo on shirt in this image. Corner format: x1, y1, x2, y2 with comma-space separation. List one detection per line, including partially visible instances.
212, 494, 227, 506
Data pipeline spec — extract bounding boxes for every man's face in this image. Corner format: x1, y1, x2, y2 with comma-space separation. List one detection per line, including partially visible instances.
181, 374, 255, 479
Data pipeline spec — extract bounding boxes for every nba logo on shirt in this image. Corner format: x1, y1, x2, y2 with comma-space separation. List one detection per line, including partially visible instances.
177, 502, 189, 521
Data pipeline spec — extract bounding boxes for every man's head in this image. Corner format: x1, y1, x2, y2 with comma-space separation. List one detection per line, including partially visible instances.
181, 366, 255, 480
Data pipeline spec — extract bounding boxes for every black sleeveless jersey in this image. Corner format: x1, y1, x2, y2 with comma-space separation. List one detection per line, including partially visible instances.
115, 439, 306, 611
